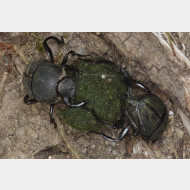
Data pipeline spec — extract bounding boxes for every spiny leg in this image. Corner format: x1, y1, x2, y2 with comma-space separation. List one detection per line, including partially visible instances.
87, 108, 130, 142
49, 104, 57, 128
121, 68, 134, 86
118, 125, 131, 141
121, 68, 150, 93
43, 36, 64, 64
24, 95, 38, 105
61, 50, 89, 67
63, 97, 88, 108
92, 131, 118, 142
92, 125, 131, 142
134, 81, 150, 93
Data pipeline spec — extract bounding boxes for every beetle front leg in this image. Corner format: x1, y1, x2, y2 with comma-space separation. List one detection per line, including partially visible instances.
121, 68, 150, 93
63, 97, 88, 108
49, 104, 57, 128
93, 132, 119, 142
61, 50, 89, 67
91, 125, 131, 142
118, 124, 131, 141
24, 95, 38, 105
43, 36, 65, 64
134, 81, 150, 93
121, 68, 134, 86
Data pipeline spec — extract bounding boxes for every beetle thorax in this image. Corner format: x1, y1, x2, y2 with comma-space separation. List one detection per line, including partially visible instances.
57, 78, 75, 98
32, 63, 66, 103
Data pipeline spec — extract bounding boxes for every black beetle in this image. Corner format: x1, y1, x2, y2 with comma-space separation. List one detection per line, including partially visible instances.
22, 36, 88, 127
22, 36, 168, 142
125, 93, 168, 141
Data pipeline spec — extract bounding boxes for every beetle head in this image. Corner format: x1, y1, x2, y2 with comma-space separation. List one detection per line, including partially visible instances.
57, 78, 75, 98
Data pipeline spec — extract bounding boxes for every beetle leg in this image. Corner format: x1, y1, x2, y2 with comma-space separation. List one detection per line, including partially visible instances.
133, 130, 139, 136
61, 50, 89, 67
43, 36, 65, 64
121, 68, 151, 93
121, 68, 134, 85
64, 65, 81, 77
49, 104, 57, 128
99, 133, 119, 142
91, 125, 130, 142
90, 131, 118, 142
24, 95, 38, 105
134, 81, 150, 93
113, 111, 125, 129
63, 97, 88, 108
118, 125, 131, 141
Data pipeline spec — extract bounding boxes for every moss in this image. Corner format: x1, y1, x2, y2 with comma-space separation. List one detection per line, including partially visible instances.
36, 39, 44, 52
56, 58, 128, 131
63, 33, 68, 39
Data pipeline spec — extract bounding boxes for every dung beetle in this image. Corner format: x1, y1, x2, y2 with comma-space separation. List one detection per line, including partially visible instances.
22, 36, 168, 142
125, 93, 168, 141
22, 36, 88, 127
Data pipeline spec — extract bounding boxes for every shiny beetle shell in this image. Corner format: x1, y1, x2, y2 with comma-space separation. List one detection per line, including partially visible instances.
22, 61, 66, 104
125, 94, 168, 141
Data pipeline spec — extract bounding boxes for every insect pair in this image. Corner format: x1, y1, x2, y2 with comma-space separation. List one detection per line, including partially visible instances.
22, 36, 168, 142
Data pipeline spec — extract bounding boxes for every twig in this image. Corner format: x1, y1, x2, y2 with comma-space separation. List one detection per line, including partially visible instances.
0, 71, 8, 108
168, 125, 179, 159
54, 114, 82, 159
0, 54, 12, 107
166, 32, 176, 56
13, 45, 29, 65
124, 136, 133, 158
172, 145, 179, 159
142, 141, 156, 159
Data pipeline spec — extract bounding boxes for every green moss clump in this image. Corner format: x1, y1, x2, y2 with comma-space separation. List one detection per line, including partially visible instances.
63, 33, 68, 39
36, 39, 44, 52
56, 58, 128, 132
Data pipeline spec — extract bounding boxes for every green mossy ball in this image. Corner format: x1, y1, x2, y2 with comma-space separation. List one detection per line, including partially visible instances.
56, 58, 128, 132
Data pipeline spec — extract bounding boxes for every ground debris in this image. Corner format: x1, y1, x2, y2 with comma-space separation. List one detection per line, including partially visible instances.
0, 54, 12, 108
34, 143, 68, 159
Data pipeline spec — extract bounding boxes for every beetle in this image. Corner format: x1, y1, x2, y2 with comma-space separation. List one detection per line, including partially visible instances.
22, 36, 88, 127
22, 36, 168, 142
124, 93, 168, 141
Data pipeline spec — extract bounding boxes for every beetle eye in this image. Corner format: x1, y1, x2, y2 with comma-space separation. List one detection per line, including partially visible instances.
57, 78, 75, 98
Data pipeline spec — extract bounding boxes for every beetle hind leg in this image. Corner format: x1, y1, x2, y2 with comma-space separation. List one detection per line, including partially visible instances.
91, 124, 131, 142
